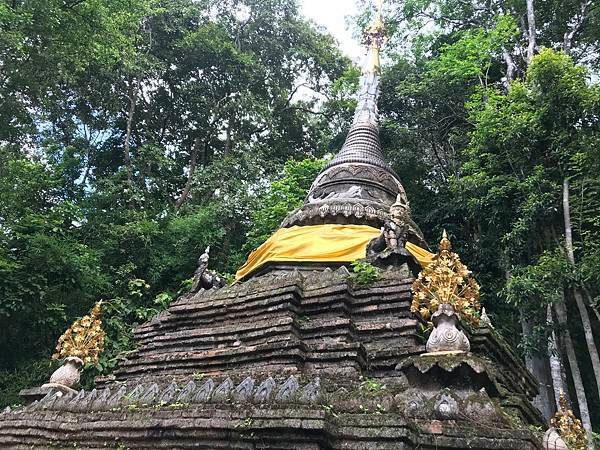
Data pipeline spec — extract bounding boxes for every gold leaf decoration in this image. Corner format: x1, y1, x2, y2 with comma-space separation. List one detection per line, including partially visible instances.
411, 230, 481, 326
52, 302, 106, 366
551, 392, 588, 450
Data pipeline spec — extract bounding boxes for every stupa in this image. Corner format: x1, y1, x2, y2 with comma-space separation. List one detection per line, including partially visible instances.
0, 2, 546, 448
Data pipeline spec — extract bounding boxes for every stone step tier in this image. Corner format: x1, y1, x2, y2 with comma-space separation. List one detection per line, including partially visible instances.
106, 269, 424, 385
99, 269, 538, 405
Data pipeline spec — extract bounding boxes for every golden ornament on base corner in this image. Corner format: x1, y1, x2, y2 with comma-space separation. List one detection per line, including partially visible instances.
546, 392, 588, 450
411, 230, 481, 327
411, 231, 481, 354
42, 302, 106, 393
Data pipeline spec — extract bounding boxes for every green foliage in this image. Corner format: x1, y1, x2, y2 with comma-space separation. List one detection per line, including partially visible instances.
0, 360, 58, 407
502, 249, 571, 355
428, 15, 518, 88
359, 377, 384, 394
453, 48, 600, 425
244, 157, 327, 253
592, 432, 600, 448
0, 154, 109, 370
378, 0, 600, 427
350, 261, 380, 285
460, 49, 600, 265
504, 250, 571, 309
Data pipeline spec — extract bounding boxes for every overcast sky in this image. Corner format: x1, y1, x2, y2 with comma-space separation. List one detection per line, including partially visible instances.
300, 0, 364, 62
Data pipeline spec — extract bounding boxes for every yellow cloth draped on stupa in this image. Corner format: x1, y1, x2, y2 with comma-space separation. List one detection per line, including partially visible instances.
235, 224, 434, 281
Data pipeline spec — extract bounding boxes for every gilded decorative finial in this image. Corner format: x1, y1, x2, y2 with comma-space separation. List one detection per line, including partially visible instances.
440, 229, 452, 252
353, 0, 387, 125
52, 301, 106, 366
550, 391, 588, 450
362, 0, 386, 74
411, 231, 481, 326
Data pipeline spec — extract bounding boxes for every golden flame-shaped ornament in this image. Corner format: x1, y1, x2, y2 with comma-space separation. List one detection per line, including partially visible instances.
439, 229, 452, 252
550, 392, 588, 450
411, 231, 481, 326
362, 0, 386, 73
52, 301, 106, 366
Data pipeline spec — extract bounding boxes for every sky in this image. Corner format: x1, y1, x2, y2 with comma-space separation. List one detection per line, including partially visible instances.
300, 0, 364, 63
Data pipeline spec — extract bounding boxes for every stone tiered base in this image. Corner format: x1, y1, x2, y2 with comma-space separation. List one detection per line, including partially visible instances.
0, 268, 544, 449
0, 405, 541, 449
107, 268, 423, 384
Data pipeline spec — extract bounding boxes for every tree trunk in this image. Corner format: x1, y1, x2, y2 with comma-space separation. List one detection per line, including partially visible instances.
175, 137, 201, 211
526, 0, 537, 65
502, 48, 517, 86
554, 296, 593, 443
80, 143, 92, 187
546, 304, 565, 412
583, 286, 600, 322
562, 178, 600, 401
124, 79, 138, 194
521, 312, 555, 422
223, 121, 232, 157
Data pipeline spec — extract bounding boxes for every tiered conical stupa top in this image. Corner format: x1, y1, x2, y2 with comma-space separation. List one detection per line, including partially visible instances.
282, 3, 424, 246
235, 1, 428, 281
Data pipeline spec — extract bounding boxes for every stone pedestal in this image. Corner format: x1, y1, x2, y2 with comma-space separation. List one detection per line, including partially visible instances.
43, 356, 83, 389
19, 356, 82, 405
396, 352, 543, 428
543, 428, 568, 450
426, 303, 470, 354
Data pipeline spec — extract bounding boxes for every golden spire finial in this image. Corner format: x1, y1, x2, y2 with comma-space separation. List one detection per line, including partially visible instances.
353, 0, 386, 124
440, 229, 452, 252
377, 0, 384, 16
362, 0, 386, 74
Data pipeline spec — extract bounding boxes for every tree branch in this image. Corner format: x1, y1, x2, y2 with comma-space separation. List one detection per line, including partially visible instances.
563, 0, 593, 55
526, 0, 537, 65
124, 78, 138, 196
175, 137, 201, 211
502, 47, 517, 86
